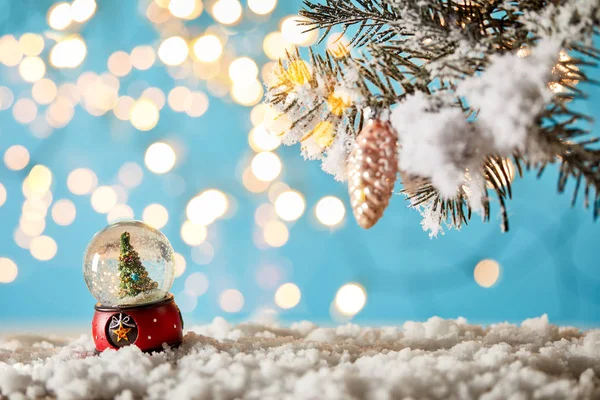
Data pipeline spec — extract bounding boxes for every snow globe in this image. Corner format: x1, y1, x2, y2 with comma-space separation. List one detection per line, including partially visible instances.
83, 221, 183, 353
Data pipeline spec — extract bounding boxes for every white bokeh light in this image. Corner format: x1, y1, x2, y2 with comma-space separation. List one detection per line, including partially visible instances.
145, 142, 176, 174
274, 190, 305, 222
315, 196, 345, 227
219, 289, 244, 313
251, 152, 282, 182
274, 282, 301, 309
335, 283, 367, 316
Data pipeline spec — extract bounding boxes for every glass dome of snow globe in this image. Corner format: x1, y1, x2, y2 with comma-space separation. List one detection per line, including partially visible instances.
83, 221, 175, 307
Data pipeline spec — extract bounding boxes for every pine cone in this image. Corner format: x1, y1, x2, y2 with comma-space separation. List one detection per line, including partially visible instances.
347, 119, 399, 229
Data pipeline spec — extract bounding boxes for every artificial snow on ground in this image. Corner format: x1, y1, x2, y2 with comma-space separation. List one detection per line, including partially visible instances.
1, 315, 599, 399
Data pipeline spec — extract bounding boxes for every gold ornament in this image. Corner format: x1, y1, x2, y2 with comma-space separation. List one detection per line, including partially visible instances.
347, 119, 399, 229
112, 323, 132, 342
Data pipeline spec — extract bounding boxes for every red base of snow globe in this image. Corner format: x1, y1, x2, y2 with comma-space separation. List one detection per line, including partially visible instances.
92, 293, 183, 353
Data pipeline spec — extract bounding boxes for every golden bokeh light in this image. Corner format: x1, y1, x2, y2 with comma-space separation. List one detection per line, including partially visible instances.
315, 196, 345, 226
48, 2, 72, 30
113, 96, 135, 121
180, 220, 207, 246
13, 98, 38, 124
281, 16, 318, 46
4, 145, 30, 171
168, 86, 192, 112
131, 45, 156, 70
251, 151, 282, 182
158, 36, 189, 66
274, 190, 305, 222
212, 0, 242, 25
0, 258, 18, 283
26, 165, 52, 195
174, 252, 187, 277
168, 0, 203, 19
142, 203, 169, 229
108, 51, 132, 77
229, 57, 259, 82
118, 162, 144, 188
142, 87, 166, 110
231, 79, 264, 106
275, 283, 301, 309
193, 35, 223, 63
263, 220, 289, 247
50, 36, 87, 68
145, 142, 176, 174
263, 32, 294, 60
130, 98, 160, 131
67, 168, 97, 195
71, 0, 97, 23
57, 83, 80, 105
30, 235, 58, 261
250, 103, 267, 126
335, 283, 366, 316
51, 199, 76, 226
249, 125, 281, 152
219, 289, 244, 313
193, 60, 220, 80
185, 91, 209, 117
106, 204, 134, 223
248, 0, 277, 15
242, 167, 270, 193
474, 259, 501, 288
20, 217, 46, 237
46, 97, 75, 128
0, 183, 5, 208
254, 203, 277, 227
91, 186, 118, 214
32, 79, 58, 105
186, 189, 229, 225
0, 35, 23, 67
19, 33, 44, 56
0, 86, 14, 110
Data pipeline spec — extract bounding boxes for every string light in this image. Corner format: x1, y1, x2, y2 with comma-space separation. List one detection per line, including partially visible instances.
48, 2, 72, 30
212, 0, 242, 25
91, 186, 118, 213
219, 289, 244, 312
50, 36, 87, 68
145, 142, 176, 174
315, 196, 345, 226
193, 35, 223, 63
0, 258, 18, 283
274, 283, 301, 309
474, 259, 501, 288
51, 199, 76, 226
4, 145, 30, 171
274, 190, 305, 221
67, 168, 97, 195
251, 152, 282, 182
142, 203, 169, 229
335, 283, 366, 316
158, 36, 189, 66
248, 0, 277, 15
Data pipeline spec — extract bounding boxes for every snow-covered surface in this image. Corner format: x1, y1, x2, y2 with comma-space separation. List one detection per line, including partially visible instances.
1, 315, 599, 399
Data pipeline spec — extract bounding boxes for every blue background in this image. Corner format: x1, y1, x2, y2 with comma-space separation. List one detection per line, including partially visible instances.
0, 0, 599, 329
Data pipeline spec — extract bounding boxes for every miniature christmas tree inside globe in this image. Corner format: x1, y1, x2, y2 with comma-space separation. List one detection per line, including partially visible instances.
83, 221, 175, 307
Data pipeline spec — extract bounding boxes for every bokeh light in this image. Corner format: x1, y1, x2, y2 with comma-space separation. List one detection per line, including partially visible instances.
219, 289, 244, 312
281, 16, 319, 46
19, 56, 46, 83
0, 86, 15, 110
243, 168, 270, 193
193, 35, 223, 63
130, 46, 156, 70
187, 189, 229, 225
158, 36, 189, 66
191, 243, 214, 265
30, 236, 58, 261
19, 33, 44, 56
142, 87, 166, 110
142, 203, 169, 229
169, 0, 203, 19
13, 98, 38, 124
113, 96, 135, 120
106, 204, 134, 223
249, 125, 281, 152
32, 79, 58, 105
4, 145, 30, 171
185, 91, 209, 117
118, 162, 144, 188
26, 165, 52, 195
274, 282, 301, 309
181, 220, 207, 246
145, 142, 176, 174
335, 283, 366, 316
0, 258, 18, 283
108, 51, 132, 77
212, 0, 242, 25
263, 32, 294, 60
251, 152, 282, 182
174, 252, 187, 277
50, 36, 87, 68
263, 220, 289, 247
0, 183, 6, 207
48, 2, 72, 30
315, 196, 345, 226
67, 168, 97, 195
248, 0, 277, 15
474, 259, 501, 288
91, 186, 117, 214
274, 190, 305, 221
231, 80, 264, 106
130, 98, 159, 131
229, 57, 259, 82
185, 272, 209, 296
51, 199, 76, 226
71, 0, 97, 23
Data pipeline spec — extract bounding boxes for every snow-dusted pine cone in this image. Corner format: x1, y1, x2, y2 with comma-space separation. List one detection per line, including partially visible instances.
347, 119, 399, 229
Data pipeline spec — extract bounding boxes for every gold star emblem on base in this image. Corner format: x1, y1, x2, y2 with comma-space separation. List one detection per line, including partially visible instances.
112, 323, 132, 342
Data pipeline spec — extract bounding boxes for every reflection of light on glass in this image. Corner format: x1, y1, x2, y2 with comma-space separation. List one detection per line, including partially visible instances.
219, 289, 244, 312
108, 51, 132, 77
212, 0, 242, 25
158, 36, 188, 66
249, 125, 281, 152
474, 259, 501, 288
251, 151, 281, 182
131, 45, 156, 70
174, 252, 187, 277
187, 189, 229, 225
248, 0, 277, 15
30, 235, 57, 261
51, 199, 76, 226
4, 145, 30, 171
169, 0, 203, 19
229, 57, 259, 82
32, 79, 57, 105
67, 168, 97, 195
263, 220, 289, 247
26, 165, 52, 194
181, 220, 207, 246
71, 0, 96, 22
315, 196, 345, 226
255, 264, 281, 289
263, 32, 293, 60
19, 33, 44, 56
48, 2, 72, 30
242, 167, 270, 193
91, 186, 117, 214
274, 282, 301, 309
191, 243, 214, 265
0, 258, 18, 283
106, 204, 134, 223
335, 283, 366, 316
275, 190, 305, 221
13, 98, 37, 124
185, 272, 209, 296
281, 16, 318, 46
50, 36, 87, 68
145, 142, 176, 174
118, 162, 143, 188
193, 35, 223, 63
142, 203, 169, 229
130, 98, 159, 131
19, 56, 45, 83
